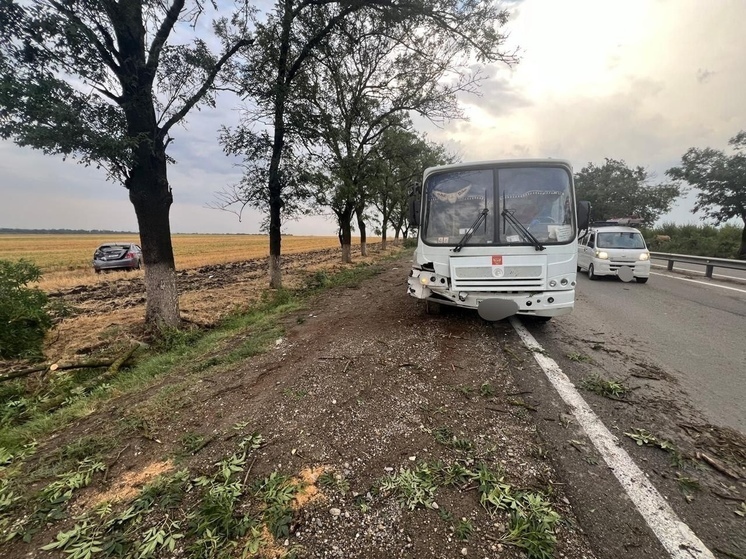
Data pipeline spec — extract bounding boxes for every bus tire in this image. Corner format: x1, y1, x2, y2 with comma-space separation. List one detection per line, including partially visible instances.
425, 300, 442, 315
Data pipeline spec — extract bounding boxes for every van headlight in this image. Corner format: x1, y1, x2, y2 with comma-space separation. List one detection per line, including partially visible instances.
595, 251, 609, 260
639, 252, 650, 261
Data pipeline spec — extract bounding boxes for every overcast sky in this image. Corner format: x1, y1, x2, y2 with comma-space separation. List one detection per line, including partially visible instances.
1, 0, 744, 235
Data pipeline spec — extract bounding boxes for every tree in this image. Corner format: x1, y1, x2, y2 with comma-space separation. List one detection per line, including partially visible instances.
0, 1, 252, 327
574, 158, 680, 227
306, 8, 491, 263
666, 131, 746, 259
222, 0, 516, 285
209, 127, 318, 232
370, 128, 454, 248
0, 260, 51, 359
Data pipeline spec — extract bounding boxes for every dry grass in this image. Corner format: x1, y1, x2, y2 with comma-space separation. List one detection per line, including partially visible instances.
0, 234, 355, 292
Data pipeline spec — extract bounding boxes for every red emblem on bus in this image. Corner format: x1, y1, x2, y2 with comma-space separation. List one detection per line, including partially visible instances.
492, 255, 503, 265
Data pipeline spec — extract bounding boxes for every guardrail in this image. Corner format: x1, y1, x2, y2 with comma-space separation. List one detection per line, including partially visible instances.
650, 252, 746, 278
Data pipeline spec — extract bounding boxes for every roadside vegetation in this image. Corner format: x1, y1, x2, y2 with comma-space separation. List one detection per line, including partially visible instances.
642, 223, 743, 259
0, 260, 53, 360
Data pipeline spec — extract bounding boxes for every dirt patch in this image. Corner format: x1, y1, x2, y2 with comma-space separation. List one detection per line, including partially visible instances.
43, 246, 382, 360
75, 460, 175, 511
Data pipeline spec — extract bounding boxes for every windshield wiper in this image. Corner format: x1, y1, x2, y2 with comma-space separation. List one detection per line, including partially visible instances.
502, 208, 546, 251
452, 208, 489, 253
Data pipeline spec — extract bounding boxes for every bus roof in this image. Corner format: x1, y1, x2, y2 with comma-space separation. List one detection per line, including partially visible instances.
423, 158, 573, 177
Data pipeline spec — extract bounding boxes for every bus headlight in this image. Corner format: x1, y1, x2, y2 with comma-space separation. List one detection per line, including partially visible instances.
549, 280, 557, 287
420, 276, 429, 285
639, 252, 650, 261
595, 251, 609, 259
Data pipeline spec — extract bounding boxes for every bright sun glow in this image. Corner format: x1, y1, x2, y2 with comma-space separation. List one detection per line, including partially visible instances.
509, 0, 654, 98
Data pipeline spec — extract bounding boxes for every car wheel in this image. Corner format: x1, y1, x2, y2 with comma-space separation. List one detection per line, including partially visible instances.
636, 277, 649, 284
588, 264, 598, 280
94, 269, 101, 274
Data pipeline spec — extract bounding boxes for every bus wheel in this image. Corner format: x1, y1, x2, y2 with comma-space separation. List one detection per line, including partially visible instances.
425, 300, 442, 315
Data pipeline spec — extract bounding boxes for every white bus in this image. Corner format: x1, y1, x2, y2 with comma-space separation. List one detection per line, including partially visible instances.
407, 159, 590, 322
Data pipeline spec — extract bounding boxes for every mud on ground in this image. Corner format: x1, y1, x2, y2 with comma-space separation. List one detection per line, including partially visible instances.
1, 247, 597, 558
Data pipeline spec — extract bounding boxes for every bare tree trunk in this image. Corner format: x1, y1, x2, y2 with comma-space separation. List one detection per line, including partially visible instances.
340, 207, 354, 264
267, 118, 285, 289
269, 254, 282, 286
118, 3, 180, 329
380, 207, 389, 250
356, 203, 367, 257
130, 181, 179, 328
127, 119, 179, 328
341, 220, 353, 264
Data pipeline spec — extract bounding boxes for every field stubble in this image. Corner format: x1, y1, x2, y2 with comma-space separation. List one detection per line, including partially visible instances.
1, 233, 383, 361
0, 234, 348, 291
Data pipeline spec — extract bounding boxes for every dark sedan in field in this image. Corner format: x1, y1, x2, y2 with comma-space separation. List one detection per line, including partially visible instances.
93, 243, 142, 273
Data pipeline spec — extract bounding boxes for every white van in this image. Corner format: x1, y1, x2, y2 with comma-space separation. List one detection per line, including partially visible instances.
578, 225, 650, 283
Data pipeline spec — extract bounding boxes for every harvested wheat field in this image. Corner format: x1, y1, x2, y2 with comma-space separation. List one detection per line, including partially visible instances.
0, 233, 385, 361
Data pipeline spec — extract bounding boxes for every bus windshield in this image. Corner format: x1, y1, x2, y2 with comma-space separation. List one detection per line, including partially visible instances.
422, 165, 574, 247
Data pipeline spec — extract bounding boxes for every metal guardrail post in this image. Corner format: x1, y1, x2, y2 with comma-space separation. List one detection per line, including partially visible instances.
705, 265, 714, 278
667, 260, 674, 271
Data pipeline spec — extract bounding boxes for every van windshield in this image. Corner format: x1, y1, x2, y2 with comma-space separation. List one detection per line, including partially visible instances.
597, 232, 646, 249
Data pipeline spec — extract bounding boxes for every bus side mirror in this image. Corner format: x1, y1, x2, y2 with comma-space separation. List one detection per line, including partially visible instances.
408, 186, 421, 227
577, 201, 591, 231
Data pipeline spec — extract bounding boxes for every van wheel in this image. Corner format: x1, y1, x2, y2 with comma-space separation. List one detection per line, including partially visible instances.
636, 277, 648, 284
588, 264, 598, 280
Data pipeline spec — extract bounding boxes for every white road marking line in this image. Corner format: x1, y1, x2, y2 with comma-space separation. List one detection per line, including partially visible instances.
650, 272, 746, 294
510, 317, 715, 559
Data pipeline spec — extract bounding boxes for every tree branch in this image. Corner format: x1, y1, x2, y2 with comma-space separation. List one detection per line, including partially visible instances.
47, 0, 122, 77
146, 0, 187, 77
161, 37, 253, 136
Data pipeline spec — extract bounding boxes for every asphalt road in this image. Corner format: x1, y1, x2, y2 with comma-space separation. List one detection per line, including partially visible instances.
545, 268, 746, 433
511, 268, 746, 558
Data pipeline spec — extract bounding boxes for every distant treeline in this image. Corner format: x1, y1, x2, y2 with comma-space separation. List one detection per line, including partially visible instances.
0, 228, 137, 235
0, 229, 265, 235
642, 223, 743, 259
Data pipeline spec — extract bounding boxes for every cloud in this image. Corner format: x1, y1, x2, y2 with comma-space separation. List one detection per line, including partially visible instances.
2, 0, 745, 233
